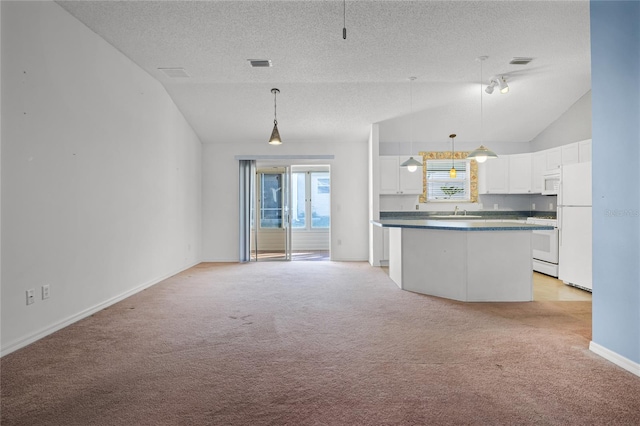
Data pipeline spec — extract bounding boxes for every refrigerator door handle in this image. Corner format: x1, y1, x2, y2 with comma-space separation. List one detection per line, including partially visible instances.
558, 208, 563, 247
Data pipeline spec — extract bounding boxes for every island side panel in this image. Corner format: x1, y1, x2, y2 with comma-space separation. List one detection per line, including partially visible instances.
401, 228, 468, 301
465, 230, 533, 302
388, 227, 403, 288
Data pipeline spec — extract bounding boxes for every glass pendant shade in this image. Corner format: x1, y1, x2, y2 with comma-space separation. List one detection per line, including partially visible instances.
467, 145, 498, 163
400, 156, 422, 173
449, 168, 457, 178
268, 120, 281, 145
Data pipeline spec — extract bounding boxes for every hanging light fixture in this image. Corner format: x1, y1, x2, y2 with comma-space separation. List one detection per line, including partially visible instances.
449, 134, 457, 178
467, 57, 498, 163
268, 88, 282, 145
342, 0, 347, 39
400, 77, 423, 173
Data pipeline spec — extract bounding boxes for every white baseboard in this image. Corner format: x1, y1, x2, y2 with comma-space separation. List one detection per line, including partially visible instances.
1, 261, 200, 358
590, 341, 640, 377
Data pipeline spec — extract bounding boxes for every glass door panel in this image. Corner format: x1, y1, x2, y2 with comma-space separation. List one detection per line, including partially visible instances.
256, 169, 292, 261
311, 172, 330, 229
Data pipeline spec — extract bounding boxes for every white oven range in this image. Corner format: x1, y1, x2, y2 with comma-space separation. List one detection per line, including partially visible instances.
526, 217, 559, 277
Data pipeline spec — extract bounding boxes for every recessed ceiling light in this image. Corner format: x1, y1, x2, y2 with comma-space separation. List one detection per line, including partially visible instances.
248, 59, 272, 68
158, 68, 190, 78
510, 57, 533, 65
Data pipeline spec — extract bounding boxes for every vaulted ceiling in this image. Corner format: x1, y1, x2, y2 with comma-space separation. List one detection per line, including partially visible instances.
56, 0, 591, 147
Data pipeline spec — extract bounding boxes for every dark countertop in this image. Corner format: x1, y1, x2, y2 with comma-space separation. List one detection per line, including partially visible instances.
371, 219, 554, 231
379, 210, 556, 220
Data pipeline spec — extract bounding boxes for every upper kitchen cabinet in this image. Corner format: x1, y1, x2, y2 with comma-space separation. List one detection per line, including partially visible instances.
559, 139, 592, 166
561, 142, 580, 165
379, 156, 424, 195
545, 147, 562, 170
508, 153, 533, 194
532, 151, 546, 193
478, 156, 509, 194
578, 139, 592, 162
480, 153, 533, 194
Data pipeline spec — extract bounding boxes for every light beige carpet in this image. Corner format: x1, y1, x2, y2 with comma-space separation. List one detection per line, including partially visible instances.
2, 262, 639, 425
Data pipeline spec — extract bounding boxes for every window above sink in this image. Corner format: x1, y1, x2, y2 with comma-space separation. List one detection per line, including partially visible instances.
418, 152, 479, 203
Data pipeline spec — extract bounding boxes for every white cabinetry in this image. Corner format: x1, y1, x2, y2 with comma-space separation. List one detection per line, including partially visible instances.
532, 151, 546, 193
508, 153, 533, 194
475, 141, 592, 197
561, 143, 580, 165
379, 156, 423, 195
480, 154, 533, 194
561, 140, 592, 165
545, 147, 562, 170
478, 156, 509, 194
380, 157, 400, 193
579, 139, 592, 162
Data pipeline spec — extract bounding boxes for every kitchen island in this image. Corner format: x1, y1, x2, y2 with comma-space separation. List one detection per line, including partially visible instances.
371, 219, 554, 302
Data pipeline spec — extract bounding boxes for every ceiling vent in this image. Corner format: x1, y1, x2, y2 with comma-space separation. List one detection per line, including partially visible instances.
158, 68, 190, 78
509, 57, 533, 65
248, 59, 272, 68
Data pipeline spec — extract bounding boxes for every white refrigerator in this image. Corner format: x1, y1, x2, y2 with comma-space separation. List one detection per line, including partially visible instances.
558, 162, 592, 290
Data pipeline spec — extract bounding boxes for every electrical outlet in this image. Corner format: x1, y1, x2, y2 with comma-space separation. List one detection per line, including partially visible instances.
26, 289, 35, 305
42, 284, 50, 300
549, 202, 554, 210
493, 204, 499, 210
415, 204, 419, 210
532, 203, 536, 210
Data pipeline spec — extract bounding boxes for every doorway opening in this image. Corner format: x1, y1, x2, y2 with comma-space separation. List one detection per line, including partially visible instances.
252, 164, 331, 261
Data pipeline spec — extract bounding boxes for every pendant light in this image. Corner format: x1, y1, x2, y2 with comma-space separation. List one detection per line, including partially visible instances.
449, 134, 457, 178
268, 88, 282, 145
400, 77, 422, 172
467, 57, 498, 163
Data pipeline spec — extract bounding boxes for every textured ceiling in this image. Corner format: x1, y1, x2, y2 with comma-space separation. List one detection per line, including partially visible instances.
56, 0, 591, 146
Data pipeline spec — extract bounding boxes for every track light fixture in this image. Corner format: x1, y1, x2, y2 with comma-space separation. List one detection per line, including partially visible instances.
268, 88, 282, 145
485, 76, 509, 94
485, 80, 496, 94
496, 76, 509, 94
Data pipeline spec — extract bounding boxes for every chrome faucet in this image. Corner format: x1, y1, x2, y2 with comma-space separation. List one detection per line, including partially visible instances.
454, 206, 459, 215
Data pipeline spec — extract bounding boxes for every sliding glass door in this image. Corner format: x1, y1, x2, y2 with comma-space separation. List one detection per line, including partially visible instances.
255, 168, 292, 261
243, 162, 330, 262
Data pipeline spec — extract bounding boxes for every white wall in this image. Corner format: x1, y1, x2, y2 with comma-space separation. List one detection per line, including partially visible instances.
202, 141, 369, 262
530, 91, 592, 152
1, 2, 202, 355
379, 141, 532, 157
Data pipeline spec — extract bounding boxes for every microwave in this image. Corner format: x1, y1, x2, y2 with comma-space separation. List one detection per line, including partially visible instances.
542, 170, 560, 195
